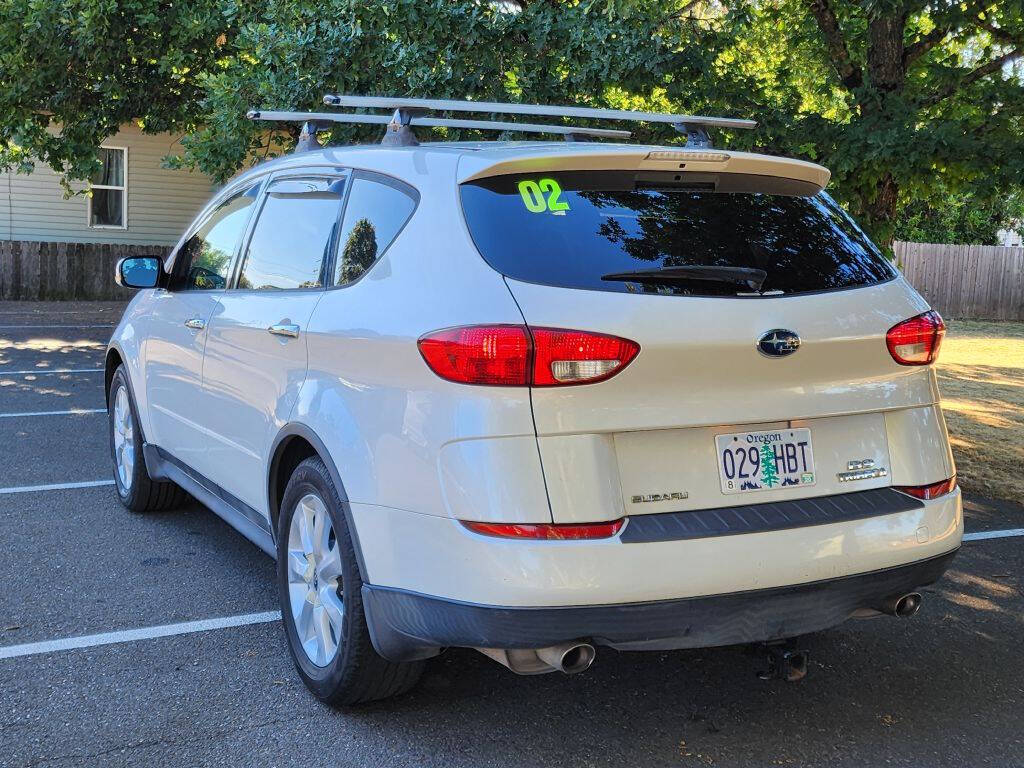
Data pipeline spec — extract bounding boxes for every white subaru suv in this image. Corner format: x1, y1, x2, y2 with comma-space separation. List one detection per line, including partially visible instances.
107, 97, 961, 705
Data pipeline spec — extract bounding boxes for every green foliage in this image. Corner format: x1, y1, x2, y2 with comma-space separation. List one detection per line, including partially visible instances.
1, 0, 1021, 243
894, 186, 1024, 245
338, 219, 378, 284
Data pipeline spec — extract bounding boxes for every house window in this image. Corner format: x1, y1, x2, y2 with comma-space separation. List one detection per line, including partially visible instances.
88, 147, 127, 228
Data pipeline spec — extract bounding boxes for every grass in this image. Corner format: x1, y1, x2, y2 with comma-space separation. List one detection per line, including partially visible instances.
937, 320, 1024, 503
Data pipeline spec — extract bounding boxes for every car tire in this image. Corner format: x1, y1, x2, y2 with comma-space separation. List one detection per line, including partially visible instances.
108, 365, 188, 512
277, 456, 424, 705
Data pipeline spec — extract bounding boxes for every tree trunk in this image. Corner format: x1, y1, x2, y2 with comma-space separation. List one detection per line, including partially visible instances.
866, 173, 900, 250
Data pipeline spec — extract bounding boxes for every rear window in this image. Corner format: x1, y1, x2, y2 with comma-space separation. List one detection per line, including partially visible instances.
460, 171, 894, 297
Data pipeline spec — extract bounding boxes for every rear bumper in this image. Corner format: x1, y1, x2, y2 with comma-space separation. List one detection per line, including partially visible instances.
364, 549, 958, 661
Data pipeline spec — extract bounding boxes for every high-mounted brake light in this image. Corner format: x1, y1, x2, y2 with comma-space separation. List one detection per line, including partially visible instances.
894, 476, 957, 500
886, 311, 945, 365
417, 325, 639, 386
461, 519, 625, 540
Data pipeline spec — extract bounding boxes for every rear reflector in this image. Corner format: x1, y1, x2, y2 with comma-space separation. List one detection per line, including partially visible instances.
461, 519, 625, 540
894, 476, 957, 500
418, 325, 639, 386
886, 311, 945, 365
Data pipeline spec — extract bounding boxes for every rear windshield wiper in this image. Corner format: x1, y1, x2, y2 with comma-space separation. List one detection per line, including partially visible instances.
600, 265, 768, 292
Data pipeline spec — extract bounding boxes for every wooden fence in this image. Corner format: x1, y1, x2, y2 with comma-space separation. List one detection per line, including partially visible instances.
0, 240, 170, 300
895, 241, 1024, 322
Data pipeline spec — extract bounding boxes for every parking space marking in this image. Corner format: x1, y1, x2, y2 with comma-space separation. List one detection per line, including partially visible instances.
963, 528, 1024, 542
0, 611, 283, 660
0, 408, 106, 418
2, 367, 103, 375
0, 324, 115, 329
0, 479, 114, 495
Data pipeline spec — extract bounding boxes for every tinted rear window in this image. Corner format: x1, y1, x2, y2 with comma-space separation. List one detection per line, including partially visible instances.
460, 171, 894, 297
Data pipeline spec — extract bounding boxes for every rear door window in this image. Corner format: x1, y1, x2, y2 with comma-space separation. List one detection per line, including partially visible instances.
236, 176, 346, 291
460, 171, 894, 297
333, 173, 418, 286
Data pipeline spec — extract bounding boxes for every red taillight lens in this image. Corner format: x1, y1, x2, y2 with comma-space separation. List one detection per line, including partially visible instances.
886, 311, 945, 365
417, 325, 531, 385
894, 476, 957, 500
530, 328, 640, 386
418, 325, 639, 386
461, 519, 625, 540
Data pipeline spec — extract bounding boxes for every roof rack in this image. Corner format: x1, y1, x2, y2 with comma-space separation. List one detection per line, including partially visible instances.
247, 94, 755, 152
246, 108, 631, 153
323, 94, 756, 149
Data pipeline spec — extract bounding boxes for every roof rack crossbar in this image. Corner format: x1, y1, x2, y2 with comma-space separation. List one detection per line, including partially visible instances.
246, 109, 631, 151
323, 94, 757, 131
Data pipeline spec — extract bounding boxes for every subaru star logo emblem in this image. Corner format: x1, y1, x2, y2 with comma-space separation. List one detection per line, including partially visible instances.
758, 329, 801, 358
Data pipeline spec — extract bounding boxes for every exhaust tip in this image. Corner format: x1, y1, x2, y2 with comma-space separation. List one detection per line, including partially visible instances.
894, 592, 922, 617
560, 643, 596, 674
535, 642, 596, 674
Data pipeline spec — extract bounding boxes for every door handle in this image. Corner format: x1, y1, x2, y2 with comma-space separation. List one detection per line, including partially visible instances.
268, 323, 300, 339
184, 318, 206, 331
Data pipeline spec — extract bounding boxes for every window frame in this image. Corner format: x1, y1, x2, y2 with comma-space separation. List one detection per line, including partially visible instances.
229, 168, 351, 293
87, 146, 128, 230
166, 176, 268, 292
327, 169, 420, 290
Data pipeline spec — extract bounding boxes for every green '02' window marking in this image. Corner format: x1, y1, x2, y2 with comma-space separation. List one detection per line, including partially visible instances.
518, 178, 570, 214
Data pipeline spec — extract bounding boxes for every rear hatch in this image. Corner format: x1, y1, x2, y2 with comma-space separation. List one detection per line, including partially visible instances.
459, 154, 944, 523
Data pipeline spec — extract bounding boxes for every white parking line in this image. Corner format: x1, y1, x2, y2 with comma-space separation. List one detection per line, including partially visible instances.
963, 528, 1024, 542
1, 368, 103, 375
0, 324, 115, 329
0, 479, 114, 495
0, 611, 283, 660
0, 408, 106, 418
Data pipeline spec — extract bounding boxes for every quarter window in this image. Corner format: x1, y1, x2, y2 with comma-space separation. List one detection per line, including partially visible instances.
237, 177, 346, 291
333, 174, 417, 286
88, 147, 127, 228
174, 184, 260, 291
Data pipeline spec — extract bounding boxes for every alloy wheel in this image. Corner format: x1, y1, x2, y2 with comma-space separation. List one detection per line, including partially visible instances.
286, 493, 345, 667
112, 386, 134, 491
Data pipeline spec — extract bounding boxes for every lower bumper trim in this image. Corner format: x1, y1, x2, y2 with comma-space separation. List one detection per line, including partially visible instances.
362, 549, 958, 662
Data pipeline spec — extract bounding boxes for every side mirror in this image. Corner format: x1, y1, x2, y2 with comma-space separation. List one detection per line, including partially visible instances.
116, 256, 161, 289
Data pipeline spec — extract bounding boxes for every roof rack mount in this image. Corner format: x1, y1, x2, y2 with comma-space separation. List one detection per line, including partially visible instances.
247, 94, 755, 151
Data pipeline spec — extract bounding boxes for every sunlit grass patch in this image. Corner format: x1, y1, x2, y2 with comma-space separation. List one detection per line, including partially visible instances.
938, 321, 1024, 503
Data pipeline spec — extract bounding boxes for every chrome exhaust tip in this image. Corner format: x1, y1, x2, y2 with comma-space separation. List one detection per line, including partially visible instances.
536, 642, 596, 675
878, 592, 922, 617
475, 642, 596, 675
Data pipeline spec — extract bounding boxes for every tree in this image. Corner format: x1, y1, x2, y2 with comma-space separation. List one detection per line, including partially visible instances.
760, 442, 780, 488
712, 0, 1024, 246
894, 185, 1024, 244
0, 0, 260, 185
2, 0, 1021, 247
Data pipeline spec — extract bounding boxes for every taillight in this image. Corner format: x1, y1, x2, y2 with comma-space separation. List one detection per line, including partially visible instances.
417, 325, 639, 386
461, 519, 625, 540
886, 311, 945, 365
894, 476, 957, 500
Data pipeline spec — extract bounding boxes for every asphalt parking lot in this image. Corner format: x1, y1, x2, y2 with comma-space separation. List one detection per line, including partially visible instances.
1, 300, 1023, 768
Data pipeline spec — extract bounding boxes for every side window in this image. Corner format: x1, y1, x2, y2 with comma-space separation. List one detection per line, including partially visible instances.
174, 184, 260, 290
237, 177, 345, 291
334, 174, 417, 286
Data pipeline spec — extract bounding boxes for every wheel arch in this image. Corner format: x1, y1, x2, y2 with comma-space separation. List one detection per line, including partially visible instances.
268, 423, 370, 581
104, 346, 124, 407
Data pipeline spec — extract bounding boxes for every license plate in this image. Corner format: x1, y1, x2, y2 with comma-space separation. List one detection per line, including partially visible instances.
715, 428, 815, 494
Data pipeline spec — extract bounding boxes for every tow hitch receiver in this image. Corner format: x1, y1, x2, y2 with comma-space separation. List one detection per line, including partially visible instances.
757, 643, 809, 682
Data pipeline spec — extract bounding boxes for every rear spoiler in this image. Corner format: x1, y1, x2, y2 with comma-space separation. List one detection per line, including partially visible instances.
457, 147, 831, 192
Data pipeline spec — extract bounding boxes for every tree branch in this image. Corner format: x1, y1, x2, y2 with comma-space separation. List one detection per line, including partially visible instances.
804, 0, 863, 91
920, 47, 1022, 108
904, 25, 951, 66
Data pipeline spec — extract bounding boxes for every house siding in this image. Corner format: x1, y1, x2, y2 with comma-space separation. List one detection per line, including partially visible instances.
2, 125, 215, 246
